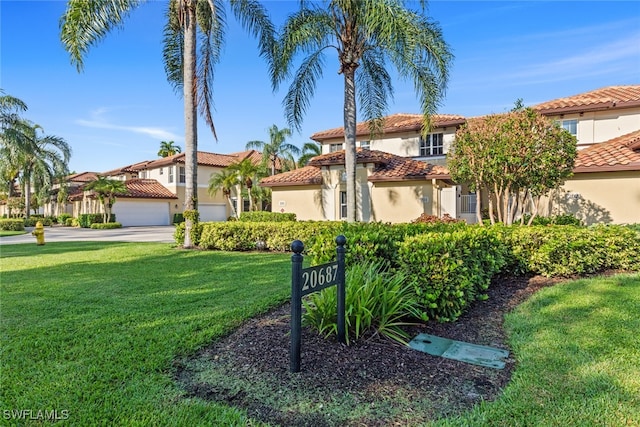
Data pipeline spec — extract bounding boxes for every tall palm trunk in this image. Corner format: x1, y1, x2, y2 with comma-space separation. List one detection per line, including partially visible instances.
343, 69, 357, 222
183, 0, 198, 248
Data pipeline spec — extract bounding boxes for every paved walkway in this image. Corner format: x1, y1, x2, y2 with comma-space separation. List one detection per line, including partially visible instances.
0, 225, 177, 245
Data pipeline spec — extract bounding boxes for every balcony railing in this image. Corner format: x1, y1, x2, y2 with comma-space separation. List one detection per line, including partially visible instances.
460, 194, 477, 214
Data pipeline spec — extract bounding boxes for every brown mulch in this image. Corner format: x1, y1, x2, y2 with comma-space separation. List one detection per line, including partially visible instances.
174, 274, 565, 426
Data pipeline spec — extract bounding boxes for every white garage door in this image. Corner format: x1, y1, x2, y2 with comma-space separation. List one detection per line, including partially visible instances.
199, 203, 227, 222
113, 201, 171, 226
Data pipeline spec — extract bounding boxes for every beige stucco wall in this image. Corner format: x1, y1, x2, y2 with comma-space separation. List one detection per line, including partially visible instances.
545, 171, 640, 225
370, 181, 433, 223
544, 107, 640, 148
270, 185, 325, 221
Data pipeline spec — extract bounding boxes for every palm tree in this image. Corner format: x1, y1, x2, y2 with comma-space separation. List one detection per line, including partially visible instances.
85, 176, 128, 223
60, 0, 276, 248
3, 119, 71, 217
227, 158, 261, 212
157, 140, 182, 157
246, 124, 300, 175
274, 0, 452, 221
0, 91, 29, 197
208, 168, 239, 218
298, 141, 321, 167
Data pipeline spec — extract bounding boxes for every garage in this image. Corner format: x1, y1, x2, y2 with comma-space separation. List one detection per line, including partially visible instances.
113, 200, 171, 226
199, 203, 227, 222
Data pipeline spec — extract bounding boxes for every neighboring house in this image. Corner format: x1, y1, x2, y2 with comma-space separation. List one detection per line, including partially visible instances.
56, 149, 265, 226
262, 85, 640, 225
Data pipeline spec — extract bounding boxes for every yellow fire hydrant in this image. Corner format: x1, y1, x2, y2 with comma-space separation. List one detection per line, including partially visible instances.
32, 221, 45, 245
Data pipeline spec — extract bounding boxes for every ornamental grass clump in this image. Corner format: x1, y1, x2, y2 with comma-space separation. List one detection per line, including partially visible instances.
302, 260, 420, 345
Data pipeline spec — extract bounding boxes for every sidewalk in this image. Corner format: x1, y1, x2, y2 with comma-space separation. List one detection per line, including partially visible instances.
0, 225, 177, 245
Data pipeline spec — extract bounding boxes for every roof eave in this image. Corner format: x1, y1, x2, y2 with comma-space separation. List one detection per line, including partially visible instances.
573, 163, 640, 173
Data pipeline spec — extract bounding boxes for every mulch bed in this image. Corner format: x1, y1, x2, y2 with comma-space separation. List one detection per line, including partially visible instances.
174, 274, 564, 426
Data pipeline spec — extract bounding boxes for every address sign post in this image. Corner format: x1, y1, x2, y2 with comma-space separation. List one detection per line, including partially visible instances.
290, 235, 346, 373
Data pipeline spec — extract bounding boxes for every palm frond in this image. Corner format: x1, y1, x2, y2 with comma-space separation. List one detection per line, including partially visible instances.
357, 48, 393, 136
60, 0, 144, 71
162, 0, 184, 94
283, 50, 326, 132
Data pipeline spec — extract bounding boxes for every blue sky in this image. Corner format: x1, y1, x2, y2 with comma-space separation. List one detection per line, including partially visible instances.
2, 1, 639, 173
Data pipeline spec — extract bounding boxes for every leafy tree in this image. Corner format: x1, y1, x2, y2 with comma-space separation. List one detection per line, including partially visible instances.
85, 176, 128, 223
157, 140, 182, 157
274, 0, 452, 221
298, 141, 321, 167
208, 168, 239, 218
60, 0, 276, 248
448, 108, 577, 225
246, 124, 300, 175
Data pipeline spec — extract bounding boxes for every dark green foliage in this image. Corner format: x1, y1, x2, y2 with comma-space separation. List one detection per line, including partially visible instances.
173, 213, 184, 224
90, 222, 123, 229
77, 213, 116, 228
58, 213, 72, 224
23, 216, 54, 227
522, 213, 583, 226
398, 227, 507, 322
0, 219, 25, 231
502, 225, 640, 277
239, 211, 297, 222
303, 260, 420, 345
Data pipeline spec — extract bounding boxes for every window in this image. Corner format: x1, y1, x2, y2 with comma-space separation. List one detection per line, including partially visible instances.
159, 168, 163, 175
179, 167, 186, 183
558, 119, 577, 137
139, 171, 147, 179
330, 143, 343, 152
359, 140, 370, 150
419, 133, 444, 157
168, 166, 174, 183
340, 191, 347, 219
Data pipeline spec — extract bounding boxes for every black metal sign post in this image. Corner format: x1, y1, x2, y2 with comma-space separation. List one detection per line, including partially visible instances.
290, 235, 346, 373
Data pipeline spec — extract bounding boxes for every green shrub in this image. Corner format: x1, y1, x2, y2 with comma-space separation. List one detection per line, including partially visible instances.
0, 219, 25, 231
501, 225, 640, 277
77, 214, 116, 228
173, 213, 184, 224
302, 260, 420, 345
239, 211, 297, 222
398, 227, 507, 322
522, 213, 583, 226
90, 222, 123, 229
58, 213, 72, 224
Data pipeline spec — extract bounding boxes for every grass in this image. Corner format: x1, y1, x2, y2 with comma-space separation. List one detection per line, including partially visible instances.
432, 272, 640, 426
1, 242, 290, 425
0, 230, 26, 237
1, 242, 639, 426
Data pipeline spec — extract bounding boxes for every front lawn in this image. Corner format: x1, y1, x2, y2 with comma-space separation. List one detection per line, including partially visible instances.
1, 242, 638, 425
1, 242, 290, 425
0, 230, 26, 237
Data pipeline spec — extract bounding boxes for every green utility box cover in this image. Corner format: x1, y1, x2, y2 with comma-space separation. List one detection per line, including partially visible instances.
409, 333, 509, 369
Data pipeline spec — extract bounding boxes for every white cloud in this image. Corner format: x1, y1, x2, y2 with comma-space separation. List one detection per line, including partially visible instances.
76, 107, 183, 142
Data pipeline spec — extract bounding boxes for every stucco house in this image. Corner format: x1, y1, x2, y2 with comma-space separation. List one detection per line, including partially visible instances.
59, 149, 265, 226
261, 85, 640, 225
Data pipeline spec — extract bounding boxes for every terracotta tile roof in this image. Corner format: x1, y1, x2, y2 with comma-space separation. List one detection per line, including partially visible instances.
102, 160, 153, 176
310, 113, 466, 141
261, 149, 449, 187
532, 85, 640, 115
260, 166, 322, 187
573, 130, 640, 173
69, 179, 178, 201
119, 179, 178, 199
66, 172, 100, 183
143, 150, 264, 169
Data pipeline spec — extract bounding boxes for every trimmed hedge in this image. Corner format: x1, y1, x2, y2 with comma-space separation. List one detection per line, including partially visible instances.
0, 219, 25, 231
77, 214, 116, 228
398, 227, 507, 322
239, 211, 297, 222
90, 222, 123, 229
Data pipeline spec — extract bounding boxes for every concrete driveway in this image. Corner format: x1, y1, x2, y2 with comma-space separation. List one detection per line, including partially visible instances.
0, 225, 177, 245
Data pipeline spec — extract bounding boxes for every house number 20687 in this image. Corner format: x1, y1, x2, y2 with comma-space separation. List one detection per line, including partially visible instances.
301, 264, 338, 293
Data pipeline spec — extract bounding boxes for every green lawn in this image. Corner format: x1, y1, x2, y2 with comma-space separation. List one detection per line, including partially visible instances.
1, 242, 638, 426
0, 230, 26, 237
1, 242, 291, 425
